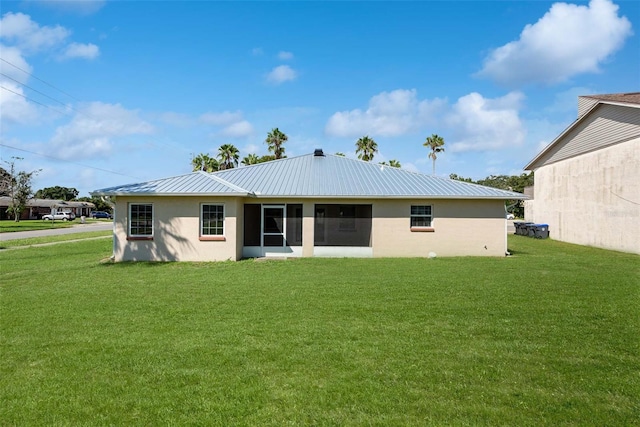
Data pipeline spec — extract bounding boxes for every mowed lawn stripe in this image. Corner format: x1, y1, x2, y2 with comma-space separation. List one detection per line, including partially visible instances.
1, 237, 638, 425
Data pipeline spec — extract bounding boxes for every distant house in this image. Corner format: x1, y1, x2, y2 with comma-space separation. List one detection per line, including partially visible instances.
92, 150, 526, 262
0, 197, 95, 220
524, 92, 640, 254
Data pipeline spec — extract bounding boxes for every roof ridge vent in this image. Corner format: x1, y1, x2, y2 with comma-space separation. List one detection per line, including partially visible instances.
314, 148, 324, 157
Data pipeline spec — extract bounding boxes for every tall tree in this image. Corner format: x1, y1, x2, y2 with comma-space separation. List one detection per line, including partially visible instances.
265, 128, 288, 159
241, 153, 260, 166
380, 160, 401, 168
257, 154, 276, 163
34, 186, 79, 201
424, 134, 445, 175
355, 136, 378, 162
0, 167, 11, 196
218, 144, 240, 170
191, 153, 219, 172
76, 196, 113, 213
2, 158, 39, 222
449, 172, 534, 218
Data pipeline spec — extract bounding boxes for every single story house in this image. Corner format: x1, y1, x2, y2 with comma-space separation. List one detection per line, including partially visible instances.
91, 150, 526, 262
0, 196, 95, 220
524, 92, 640, 254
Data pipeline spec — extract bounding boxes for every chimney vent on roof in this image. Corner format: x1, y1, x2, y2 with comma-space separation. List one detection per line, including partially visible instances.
314, 148, 324, 157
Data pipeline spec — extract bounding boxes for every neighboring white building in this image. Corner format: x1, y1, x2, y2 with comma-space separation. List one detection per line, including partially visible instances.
92, 150, 526, 262
524, 93, 640, 254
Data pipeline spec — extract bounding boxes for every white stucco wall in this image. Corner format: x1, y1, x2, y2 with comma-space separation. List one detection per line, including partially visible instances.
527, 138, 640, 254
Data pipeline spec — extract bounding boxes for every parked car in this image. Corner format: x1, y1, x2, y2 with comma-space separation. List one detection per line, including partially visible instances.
42, 212, 76, 221
506, 213, 515, 220
91, 211, 112, 219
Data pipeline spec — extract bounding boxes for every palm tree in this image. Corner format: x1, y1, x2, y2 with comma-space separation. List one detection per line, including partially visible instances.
191, 153, 219, 172
335, 152, 346, 157
423, 134, 445, 175
218, 144, 240, 170
241, 153, 260, 166
265, 128, 288, 159
380, 159, 401, 168
355, 136, 378, 162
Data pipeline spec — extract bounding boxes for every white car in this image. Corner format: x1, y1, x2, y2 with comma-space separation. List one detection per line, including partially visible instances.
506, 213, 515, 220
42, 212, 76, 221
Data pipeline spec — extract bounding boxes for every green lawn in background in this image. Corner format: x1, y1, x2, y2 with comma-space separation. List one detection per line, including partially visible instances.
0, 218, 111, 233
0, 230, 111, 249
1, 236, 638, 425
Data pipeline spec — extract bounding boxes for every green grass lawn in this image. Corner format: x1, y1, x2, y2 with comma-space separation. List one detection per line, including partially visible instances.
0, 230, 111, 249
0, 218, 111, 233
1, 236, 638, 425
0, 219, 75, 232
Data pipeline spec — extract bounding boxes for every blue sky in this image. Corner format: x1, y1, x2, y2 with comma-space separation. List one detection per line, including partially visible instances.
1, 0, 638, 197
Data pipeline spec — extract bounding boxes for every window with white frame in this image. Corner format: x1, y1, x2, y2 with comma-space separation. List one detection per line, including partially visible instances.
410, 205, 432, 228
129, 203, 153, 236
201, 204, 224, 236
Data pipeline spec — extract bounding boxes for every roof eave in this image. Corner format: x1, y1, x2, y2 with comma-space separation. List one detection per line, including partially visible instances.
525, 100, 640, 171
90, 191, 254, 197
252, 194, 528, 200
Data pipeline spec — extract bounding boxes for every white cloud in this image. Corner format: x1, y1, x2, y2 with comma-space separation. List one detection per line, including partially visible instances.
0, 81, 39, 126
325, 89, 445, 138
60, 42, 99, 60
243, 143, 260, 154
266, 65, 297, 84
220, 120, 254, 138
0, 12, 101, 64
446, 92, 526, 152
477, 0, 633, 86
50, 102, 154, 160
0, 44, 32, 83
199, 110, 254, 138
0, 12, 70, 53
277, 51, 293, 60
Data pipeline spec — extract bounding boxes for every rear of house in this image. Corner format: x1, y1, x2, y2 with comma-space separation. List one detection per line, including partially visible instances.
94, 151, 525, 262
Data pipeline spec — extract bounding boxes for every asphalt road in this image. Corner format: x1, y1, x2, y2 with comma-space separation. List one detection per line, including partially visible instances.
0, 221, 113, 241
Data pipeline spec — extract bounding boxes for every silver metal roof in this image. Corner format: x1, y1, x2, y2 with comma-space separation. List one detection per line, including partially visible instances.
91, 171, 251, 196
92, 153, 527, 199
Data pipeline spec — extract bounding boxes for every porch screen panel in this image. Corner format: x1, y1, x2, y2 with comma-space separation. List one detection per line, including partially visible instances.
314, 204, 372, 247
244, 204, 261, 246
286, 204, 303, 246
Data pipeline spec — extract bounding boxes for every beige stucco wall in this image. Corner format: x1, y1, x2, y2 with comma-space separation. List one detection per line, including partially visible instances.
526, 138, 640, 254
112, 196, 509, 261
113, 196, 242, 262
373, 199, 507, 257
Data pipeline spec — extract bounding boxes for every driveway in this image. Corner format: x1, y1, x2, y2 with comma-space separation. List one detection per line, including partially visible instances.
0, 221, 113, 241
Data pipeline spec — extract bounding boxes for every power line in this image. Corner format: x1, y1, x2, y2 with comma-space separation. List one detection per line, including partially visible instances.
0, 57, 81, 102
1, 71, 70, 108
0, 73, 101, 122
0, 85, 72, 117
0, 143, 141, 180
